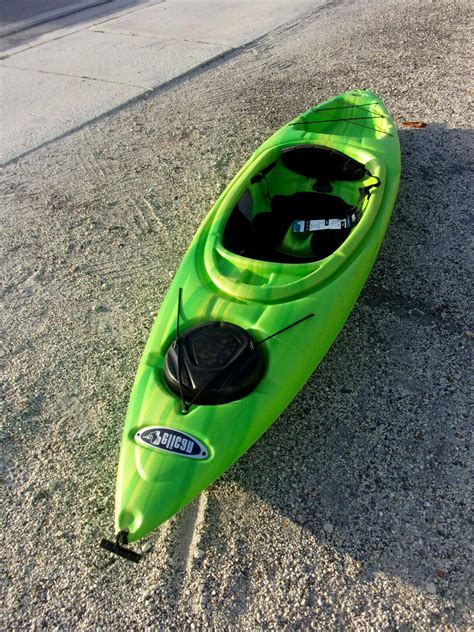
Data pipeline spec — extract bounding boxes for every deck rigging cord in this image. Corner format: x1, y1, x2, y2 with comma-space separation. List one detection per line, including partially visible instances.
348, 119, 393, 137
175, 287, 186, 414
353, 103, 383, 117
291, 114, 387, 124
311, 101, 380, 112
290, 113, 393, 137
255, 313, 315, 345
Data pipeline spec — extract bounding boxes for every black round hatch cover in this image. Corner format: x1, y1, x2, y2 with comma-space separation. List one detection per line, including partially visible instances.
164, 321, 265, 405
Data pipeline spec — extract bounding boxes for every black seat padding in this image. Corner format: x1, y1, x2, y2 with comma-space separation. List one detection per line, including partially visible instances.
281, 145, 367, 182
253, 192, 352, 260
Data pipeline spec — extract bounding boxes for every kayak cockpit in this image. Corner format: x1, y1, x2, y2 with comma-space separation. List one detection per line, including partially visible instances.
222, 144, 380, 263
204, 139, 387, 301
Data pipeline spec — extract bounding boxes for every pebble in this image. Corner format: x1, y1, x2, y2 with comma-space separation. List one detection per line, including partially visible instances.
323, 522, 334, 534
194, 548, 205, 559
425, 582, 437, 595
141, 542, 153, 554
93, 303, 108, 313
354, 560, 363, 573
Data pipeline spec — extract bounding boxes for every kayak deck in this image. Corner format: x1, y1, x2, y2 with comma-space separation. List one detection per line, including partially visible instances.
111, 90, 400, 545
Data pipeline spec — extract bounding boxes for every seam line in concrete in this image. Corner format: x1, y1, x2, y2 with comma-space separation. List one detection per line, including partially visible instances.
0, 63, 151, 90
90, 28, 220, 47
84, 0, 164, 31
0, 0, 111, 38
1, 44, 236, 166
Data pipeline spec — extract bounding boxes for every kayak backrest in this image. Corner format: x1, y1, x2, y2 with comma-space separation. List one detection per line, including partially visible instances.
280, 145, 367, 182
223, 190, 354, 262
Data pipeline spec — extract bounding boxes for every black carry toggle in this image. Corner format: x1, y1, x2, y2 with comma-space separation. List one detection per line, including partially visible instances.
359, 174, 381, 200
100, 530, 142, 563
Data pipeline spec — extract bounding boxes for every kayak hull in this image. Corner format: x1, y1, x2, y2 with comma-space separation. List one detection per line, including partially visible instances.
114, 90, 401, 542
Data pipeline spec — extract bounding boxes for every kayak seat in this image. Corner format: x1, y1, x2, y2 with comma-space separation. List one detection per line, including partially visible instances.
253, 192, 353, 260
281, 145, 367, 191
223, 192, 354, 262
164, 322, 265, 405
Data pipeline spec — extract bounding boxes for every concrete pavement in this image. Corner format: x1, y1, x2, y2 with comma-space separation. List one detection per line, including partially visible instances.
0, 0, 321, 164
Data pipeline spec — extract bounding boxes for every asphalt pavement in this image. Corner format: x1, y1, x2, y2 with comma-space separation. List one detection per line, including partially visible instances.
0, 0, 103, 25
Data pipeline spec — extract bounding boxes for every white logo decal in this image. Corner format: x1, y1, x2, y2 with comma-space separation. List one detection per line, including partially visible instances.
135, 427, 208, 459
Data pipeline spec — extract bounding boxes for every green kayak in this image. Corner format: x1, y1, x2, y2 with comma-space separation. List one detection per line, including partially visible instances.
101, 90, 400, 560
